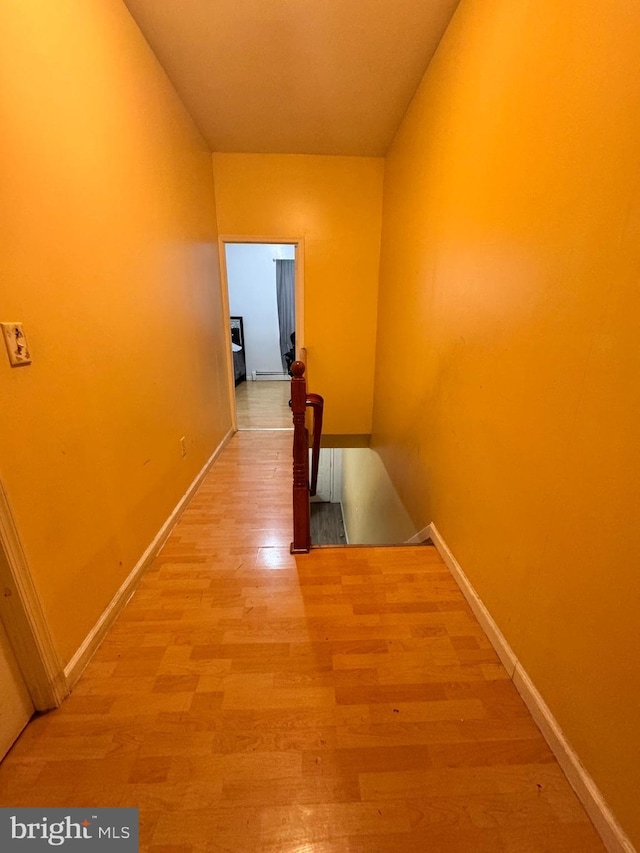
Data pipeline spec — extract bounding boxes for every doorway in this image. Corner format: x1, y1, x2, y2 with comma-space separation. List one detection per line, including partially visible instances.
221, 240, 301, 431
0, 617, 33, 760
0, 530, 34, 761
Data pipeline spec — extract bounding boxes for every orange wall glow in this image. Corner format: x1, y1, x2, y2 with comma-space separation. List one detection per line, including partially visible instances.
0, 0, 231, 663
373, 0, 640, 844
212, 153, 384, 436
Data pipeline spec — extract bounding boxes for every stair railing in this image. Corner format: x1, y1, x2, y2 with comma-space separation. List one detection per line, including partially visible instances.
290, 360, 324, 554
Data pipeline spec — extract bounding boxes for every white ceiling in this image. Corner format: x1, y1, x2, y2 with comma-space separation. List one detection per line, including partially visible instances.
123, 0, 461, 156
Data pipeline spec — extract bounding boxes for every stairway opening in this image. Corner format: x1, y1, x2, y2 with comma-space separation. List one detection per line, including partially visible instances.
309, 446, 429, 547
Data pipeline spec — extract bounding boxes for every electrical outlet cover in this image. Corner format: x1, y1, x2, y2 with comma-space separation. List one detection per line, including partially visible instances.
1, 323, 31, 366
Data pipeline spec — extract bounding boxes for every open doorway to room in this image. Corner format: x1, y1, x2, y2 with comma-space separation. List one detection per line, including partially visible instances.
222, 241, 299, 431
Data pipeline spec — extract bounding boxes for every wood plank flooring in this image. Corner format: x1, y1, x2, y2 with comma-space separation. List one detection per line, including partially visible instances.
310, 502, 347, 545
235, 380, 293, 430
0, 432, 605, 852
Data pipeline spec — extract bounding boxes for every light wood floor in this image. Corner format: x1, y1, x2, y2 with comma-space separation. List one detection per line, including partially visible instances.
235, 380, 293, 430
0, 432, 605, 852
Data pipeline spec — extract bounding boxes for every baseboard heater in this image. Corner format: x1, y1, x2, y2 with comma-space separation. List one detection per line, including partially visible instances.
251, 371, 289, 381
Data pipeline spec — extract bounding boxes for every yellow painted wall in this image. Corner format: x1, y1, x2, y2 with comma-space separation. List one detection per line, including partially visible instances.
373, 0, 640, 843
341, 448, 416, 545
0, 0, 231, 664
212, 154, 384, 435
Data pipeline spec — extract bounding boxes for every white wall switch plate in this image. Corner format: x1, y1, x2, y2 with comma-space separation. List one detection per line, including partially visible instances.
1, 323, 32, 366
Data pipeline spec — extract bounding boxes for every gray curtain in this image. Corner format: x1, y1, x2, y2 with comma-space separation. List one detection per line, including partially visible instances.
275, 259, 295, 370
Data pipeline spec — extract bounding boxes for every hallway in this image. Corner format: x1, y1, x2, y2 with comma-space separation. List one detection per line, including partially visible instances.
234, 381, 293, 431
0, 432, 604, 851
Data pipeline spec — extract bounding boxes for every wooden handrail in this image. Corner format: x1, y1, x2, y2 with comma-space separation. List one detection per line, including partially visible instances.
290, 361, 309, 553
306, 392, 323, 496
289, 361, 324, 554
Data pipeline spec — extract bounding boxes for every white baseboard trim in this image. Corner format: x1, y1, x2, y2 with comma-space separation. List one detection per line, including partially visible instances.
64, 430, 233, 688
405, 524, 432, 544
427, 523, 516, 676
427, 522, 636, 853
512, 662, 635, 853
340, 502, 350, 545
251, 371, 289, 381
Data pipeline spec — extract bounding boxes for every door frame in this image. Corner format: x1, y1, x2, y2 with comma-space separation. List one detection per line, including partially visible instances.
0, 482, 67, 711
218, 235, 305, 432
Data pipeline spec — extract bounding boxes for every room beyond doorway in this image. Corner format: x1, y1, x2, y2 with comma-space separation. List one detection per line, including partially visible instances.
223, 241, 298, 431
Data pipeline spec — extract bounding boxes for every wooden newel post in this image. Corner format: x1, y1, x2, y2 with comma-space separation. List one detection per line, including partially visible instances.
290, 361, 311, 553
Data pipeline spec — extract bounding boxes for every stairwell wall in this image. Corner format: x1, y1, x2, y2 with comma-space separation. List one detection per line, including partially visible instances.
372, 0, 640, 845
